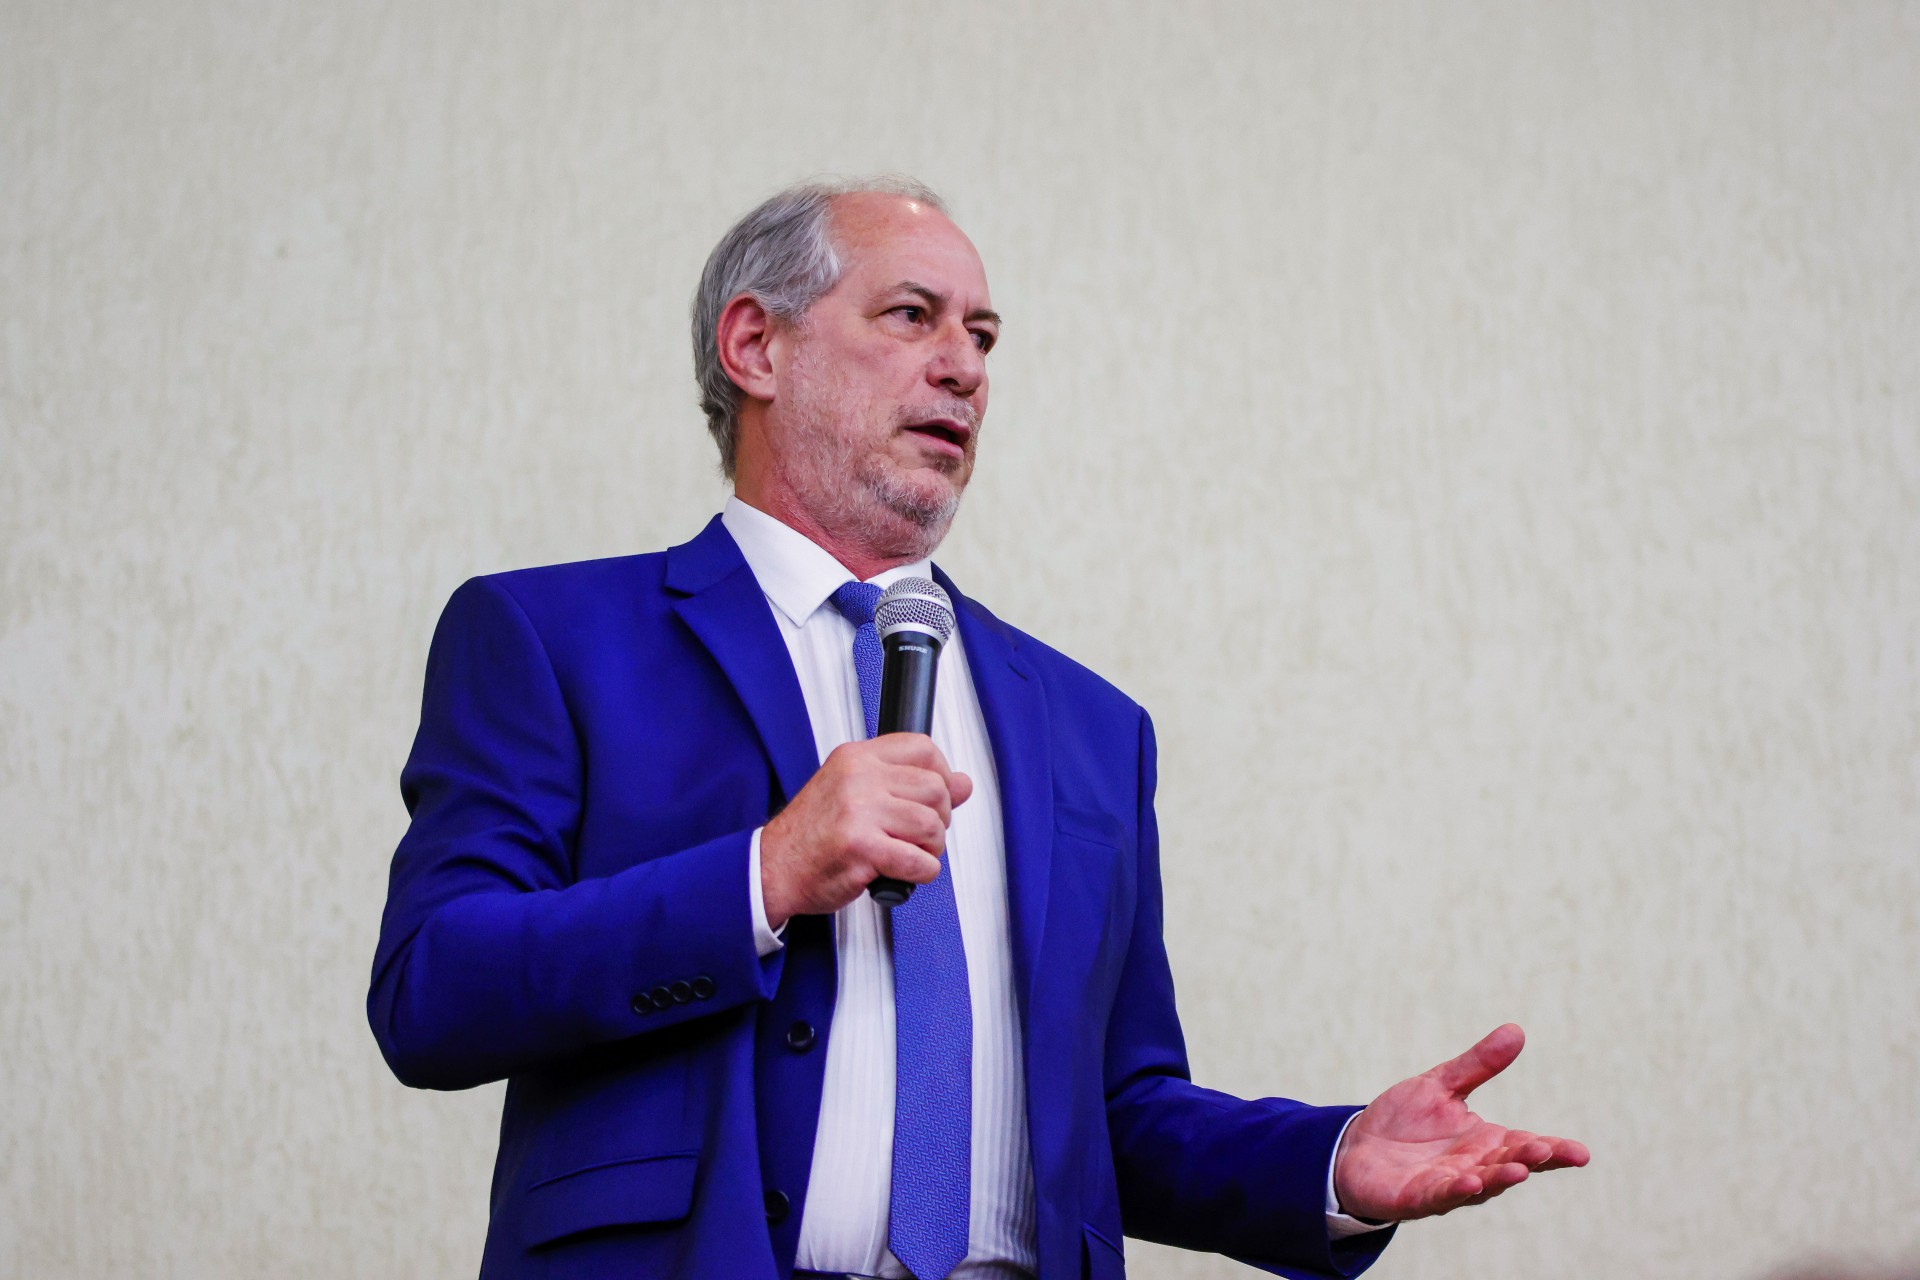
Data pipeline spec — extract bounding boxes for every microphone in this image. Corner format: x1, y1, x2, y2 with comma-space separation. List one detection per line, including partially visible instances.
867, 576, 957, 907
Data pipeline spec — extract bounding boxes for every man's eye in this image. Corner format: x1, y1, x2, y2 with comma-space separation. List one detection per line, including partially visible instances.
895, 305, 924, 323
971, 330, 995, 353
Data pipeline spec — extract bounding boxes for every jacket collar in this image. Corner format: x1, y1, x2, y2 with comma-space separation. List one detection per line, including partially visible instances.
664, 515, 820, 808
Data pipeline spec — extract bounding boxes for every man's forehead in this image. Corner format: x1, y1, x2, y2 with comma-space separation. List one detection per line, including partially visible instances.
829, 193, 990, 298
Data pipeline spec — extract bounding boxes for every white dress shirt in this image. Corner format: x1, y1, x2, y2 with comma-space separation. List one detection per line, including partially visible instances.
721, 498, 1384, 1279
725, 498, 1037, 1279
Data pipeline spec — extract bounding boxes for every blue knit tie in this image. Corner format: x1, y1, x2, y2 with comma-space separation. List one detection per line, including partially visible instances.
828, 581, 972, 1280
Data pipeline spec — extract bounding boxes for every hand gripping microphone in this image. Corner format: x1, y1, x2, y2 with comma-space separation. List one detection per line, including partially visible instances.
867, 576, 957, 907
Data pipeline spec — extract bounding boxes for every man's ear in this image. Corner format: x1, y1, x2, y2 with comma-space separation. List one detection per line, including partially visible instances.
716, 293, 780, 404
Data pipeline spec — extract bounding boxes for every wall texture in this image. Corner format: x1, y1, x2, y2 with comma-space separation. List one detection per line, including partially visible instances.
4, 2, 1916, 1276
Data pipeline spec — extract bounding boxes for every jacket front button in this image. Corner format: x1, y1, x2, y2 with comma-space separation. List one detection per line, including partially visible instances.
764, 1188, 790, 1224
785, 1021, 816, 1052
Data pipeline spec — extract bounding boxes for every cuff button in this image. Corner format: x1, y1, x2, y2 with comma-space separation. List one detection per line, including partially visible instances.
691, 976, 715, 1000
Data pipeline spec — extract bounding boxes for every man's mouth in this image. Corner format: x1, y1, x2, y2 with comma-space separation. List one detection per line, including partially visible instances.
903, 416, 973, 455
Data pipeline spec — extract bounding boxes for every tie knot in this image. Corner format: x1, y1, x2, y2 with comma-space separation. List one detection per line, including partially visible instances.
830, 579, 882, 627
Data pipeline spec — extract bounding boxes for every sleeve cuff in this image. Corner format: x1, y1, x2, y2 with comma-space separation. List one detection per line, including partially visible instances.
748, 827, 787, 958
1325, 1111, 1394, 1239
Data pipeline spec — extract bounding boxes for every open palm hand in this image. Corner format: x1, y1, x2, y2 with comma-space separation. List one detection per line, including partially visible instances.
1332, 1024, 1590, 1223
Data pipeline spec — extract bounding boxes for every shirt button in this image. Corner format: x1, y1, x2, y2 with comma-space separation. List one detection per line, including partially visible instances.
785, 1021, 816, 1052
763, 1188, 790, 1224
691, 975, 716, 1000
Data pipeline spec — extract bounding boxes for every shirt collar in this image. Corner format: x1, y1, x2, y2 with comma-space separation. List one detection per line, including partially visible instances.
721, 496, 933, 628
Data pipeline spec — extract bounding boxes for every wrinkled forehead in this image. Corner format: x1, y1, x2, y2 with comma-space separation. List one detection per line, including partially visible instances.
827, 193, 992, 301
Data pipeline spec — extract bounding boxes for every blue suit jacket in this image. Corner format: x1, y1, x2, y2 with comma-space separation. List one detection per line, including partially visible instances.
369, 517, 1393, 1279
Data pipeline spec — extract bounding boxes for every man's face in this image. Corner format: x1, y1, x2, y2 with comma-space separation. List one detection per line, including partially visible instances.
763, 193, 999, 560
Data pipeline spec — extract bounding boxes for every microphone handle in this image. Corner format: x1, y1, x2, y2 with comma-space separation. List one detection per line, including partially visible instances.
868, 633, 942, 907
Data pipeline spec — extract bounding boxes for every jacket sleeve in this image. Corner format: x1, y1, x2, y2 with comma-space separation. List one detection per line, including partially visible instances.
1103, 710, 1395, 1279
367, 575, 785, 1091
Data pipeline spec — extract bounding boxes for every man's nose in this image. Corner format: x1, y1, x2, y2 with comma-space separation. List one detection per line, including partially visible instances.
927, 322, 985, 397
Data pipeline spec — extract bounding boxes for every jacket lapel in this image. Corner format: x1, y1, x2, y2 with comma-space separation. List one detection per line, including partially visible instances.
664, 529, 1054, 1009
937, 567, 1054, 1019
666, 516, 820, 807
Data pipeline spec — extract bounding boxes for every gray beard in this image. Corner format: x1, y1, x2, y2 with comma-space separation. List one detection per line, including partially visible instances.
780, 412, 968, 564
857, 449, 961, 539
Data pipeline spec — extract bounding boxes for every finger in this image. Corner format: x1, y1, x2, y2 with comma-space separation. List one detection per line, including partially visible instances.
1455, 1163, 1529, 1211
884, 764, 953, 825
874, 737, 965, 806
1417, 1155, 1530, 1218
1486, 1133, 1548, 1167
1511, 1141, 1554, 1167
879, 796, 950, 856
1490, 1133, 1586, 1171
873, 732, 947, 773
1423, 1170, 1488, 1216
1484, 1162, 1530, 1191
918, 741, 964, 801
1428, 1024, 1525, 1098
869, 836, 943, 885
1533, 1137, 1591, 1170
1456, 1182, 1504, 1210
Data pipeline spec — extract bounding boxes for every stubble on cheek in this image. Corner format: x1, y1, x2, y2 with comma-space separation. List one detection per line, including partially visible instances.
777, 343, 972, 557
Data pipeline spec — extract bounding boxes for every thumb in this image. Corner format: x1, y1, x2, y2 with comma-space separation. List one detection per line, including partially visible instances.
1428, 1024, 1525, 1099
948, 770, 974, 809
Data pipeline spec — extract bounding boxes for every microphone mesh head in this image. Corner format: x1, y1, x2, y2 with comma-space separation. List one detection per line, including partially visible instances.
875, 577, 955, 645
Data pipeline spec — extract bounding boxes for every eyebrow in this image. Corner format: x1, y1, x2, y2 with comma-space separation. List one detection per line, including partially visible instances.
893, 280, 1002, 328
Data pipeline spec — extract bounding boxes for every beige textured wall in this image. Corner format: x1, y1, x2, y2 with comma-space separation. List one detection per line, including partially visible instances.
4, 2, 1917, 1276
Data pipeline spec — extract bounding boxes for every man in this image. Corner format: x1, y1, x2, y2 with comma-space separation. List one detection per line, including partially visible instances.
369, 177, 1587, 1280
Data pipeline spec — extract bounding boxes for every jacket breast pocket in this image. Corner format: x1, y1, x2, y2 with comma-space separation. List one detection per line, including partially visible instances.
1048, 804, 1136, 1012
521, 1150, 699, 1248
1054, 804, 1135, 932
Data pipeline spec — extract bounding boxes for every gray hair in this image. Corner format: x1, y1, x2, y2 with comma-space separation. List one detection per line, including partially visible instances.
692, 175, 949, 478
